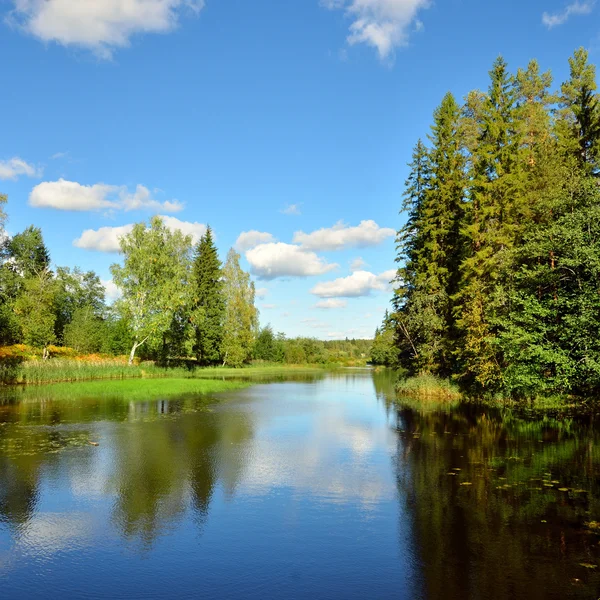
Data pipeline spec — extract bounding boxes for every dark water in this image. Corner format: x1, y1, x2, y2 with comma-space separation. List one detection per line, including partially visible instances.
0, 370, 599, 599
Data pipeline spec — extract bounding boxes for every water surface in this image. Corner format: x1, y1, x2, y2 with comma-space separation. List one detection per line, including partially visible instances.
0, 370, 599, 599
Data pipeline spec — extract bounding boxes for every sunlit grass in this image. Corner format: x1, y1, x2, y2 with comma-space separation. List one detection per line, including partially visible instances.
395, 374, 462, 400
0, 378, 250, 404
0, 358, 331, 386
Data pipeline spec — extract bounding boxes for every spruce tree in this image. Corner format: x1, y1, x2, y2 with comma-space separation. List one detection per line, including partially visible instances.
455, 57, 525, 392
191, 226, 225, 366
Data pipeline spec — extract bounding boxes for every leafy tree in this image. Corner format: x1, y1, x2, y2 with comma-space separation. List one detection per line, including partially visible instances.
221, 249, 257, 367
371, 312, 398, 367
63, 306, 106, 354
191, 227, 225, 365
254, 325, 277, 361
5, 226, 50, 278
54, 267, 106, 342
14, 270, 57, 356
111, 216, 193, 364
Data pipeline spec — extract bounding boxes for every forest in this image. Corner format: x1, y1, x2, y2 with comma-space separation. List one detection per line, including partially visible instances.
0, 205, 369, 373
371, 48, 600, 401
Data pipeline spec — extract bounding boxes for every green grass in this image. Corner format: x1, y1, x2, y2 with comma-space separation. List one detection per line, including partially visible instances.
0, 358, 330, 386
0, 377, 250, 404
395, 374, 462, 400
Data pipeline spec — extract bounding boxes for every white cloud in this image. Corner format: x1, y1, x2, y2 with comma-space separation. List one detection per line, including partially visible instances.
235, 230, 276, 252
350, 257, 367, 271
281, 203, 302, 216
311, 269, 395, 298
121, 185, 184, 212
322, 0, 431, 59
0, 157, 42, 181
8, 0, 204, 59
327, 332, 345, 339
261, 304, 277, 310
255, 287, 268, 298
314, 299, 347, 309
73, 216, 206, 252
159, 215, 207, 243
29, 179, 183, 212
294, 220, 395, 251
102, 279, 121, 302
73, 224, 134, 253
246, 242, 338, 280
542, 1, 594, 28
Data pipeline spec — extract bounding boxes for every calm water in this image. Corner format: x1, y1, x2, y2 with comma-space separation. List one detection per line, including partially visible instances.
0, 370, 599, 599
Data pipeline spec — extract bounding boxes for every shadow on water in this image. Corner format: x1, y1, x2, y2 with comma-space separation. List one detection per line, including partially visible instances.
384, 381, 600, 599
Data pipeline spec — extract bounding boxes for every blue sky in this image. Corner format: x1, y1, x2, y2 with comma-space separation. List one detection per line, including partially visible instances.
0, 0, 598, 339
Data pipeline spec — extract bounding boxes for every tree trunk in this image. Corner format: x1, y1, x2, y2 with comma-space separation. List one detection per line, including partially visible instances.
42, 346, 49, 361
128, 342, 139, 366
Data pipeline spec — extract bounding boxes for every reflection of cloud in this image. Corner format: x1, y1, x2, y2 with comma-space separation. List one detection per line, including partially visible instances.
14, 512, 97, 559
239, 382, 397, 507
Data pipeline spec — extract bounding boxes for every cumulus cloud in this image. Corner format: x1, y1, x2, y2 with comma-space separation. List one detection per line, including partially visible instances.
542, 1, 594, 28
322, 0, 431, 59
294, 220, 395, 251
235, 230, 276, 252
29, 179, 183, 212
73, 216, 206, 252
311, 269, 395, 298
102, 279, 121, 302
314, 298, 348, 309
281, 203, 301, 216
350, 257, 367, 271
73, 224, 134, 253
245, 242, 338, 280
0, 157, 42, 181
7, 0, 204, 58
255, 287, 268, 298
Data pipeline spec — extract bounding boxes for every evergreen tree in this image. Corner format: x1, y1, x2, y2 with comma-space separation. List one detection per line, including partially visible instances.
454, 56, 525, 392
191, 227, 225, 366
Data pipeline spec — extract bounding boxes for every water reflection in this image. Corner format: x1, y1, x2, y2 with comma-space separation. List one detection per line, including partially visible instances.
0, 371, 599, 599
392, 399, 600, 599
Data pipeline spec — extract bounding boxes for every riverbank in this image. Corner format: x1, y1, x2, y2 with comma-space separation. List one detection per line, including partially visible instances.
395, 374, 599, 416
0, 377, 252, 404
0, 356, 333, 386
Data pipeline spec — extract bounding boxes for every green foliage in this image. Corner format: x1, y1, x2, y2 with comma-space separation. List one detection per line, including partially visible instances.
191, 227, 225, 365
371, 312, 398, 367
13, 271, 57, 350
111, 216, 193, 363
63, 306, 106, 354
221, 249, 258, 367
393, 49, 600, 401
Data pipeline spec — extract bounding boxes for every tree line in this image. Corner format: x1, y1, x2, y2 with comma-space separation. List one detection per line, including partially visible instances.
0, 208, 259, 366
0, 204, 371, 367
373, 48, 600, 399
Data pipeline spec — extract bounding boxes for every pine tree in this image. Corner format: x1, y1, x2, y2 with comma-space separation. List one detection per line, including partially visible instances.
191, 226, 225, 366
455, 57, 525, 392
393, 94, 467, 376
556, 48, 600, 174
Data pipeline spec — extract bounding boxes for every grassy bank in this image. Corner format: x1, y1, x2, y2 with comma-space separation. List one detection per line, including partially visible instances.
0, 357, 331, 386
0, 377, 250, 404
395, 374, 461, 400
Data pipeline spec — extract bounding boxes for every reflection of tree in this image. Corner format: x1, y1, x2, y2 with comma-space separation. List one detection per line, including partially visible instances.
394, 403, 600, 599
109, 401, 254, 547
0, 393, 255, 549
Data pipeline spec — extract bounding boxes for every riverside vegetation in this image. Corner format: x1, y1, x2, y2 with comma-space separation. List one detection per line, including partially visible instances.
0, 203, 371, 384
370, 48, 600, 406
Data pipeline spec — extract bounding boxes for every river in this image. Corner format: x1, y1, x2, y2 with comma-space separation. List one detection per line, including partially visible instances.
0, 369, 599, 599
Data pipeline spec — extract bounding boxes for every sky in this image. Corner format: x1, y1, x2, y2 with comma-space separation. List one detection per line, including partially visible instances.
0, 0, 598, 340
